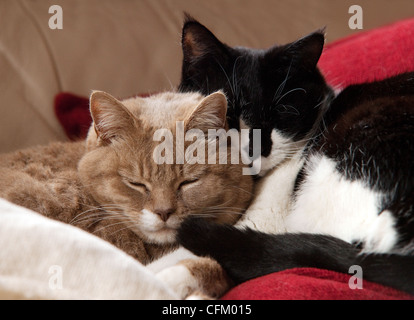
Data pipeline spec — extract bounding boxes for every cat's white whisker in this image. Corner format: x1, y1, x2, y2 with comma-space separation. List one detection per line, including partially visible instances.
72, 212, 125, 225
69, 208, 101, 224
106, 223, 139, 237
69, 204, 126, 225
92, 219, 134, 235
229, 185, 255, 196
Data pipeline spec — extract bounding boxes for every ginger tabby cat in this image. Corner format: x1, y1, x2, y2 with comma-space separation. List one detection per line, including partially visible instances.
0, 90, 252, 266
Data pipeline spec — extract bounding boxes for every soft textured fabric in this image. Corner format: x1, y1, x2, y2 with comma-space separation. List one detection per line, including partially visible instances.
54, 92, 92, 141
318, 18, 414, 89
0, 198, 177, 300
221, 268, 414, 300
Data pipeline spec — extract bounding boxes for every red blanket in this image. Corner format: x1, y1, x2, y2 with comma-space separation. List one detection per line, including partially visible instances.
54, 18, 414, 300
319, 18, 414, 89
222, 268, 414, 300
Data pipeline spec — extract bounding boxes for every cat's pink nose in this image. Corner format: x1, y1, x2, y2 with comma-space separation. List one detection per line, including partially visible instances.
154, 209, 173, 222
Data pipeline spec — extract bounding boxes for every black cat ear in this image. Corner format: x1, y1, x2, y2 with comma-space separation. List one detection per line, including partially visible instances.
285, 30, 326, 70
181, 14, 229, 63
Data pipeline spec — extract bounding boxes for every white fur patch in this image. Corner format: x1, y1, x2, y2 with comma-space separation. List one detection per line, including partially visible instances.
259, 130, 305, 176
237, 154, 304, 234
286, 154, 398, 253
239, 120, 303, 176
155, 264, 198, 299
138, 209, 177, 244
147, 247, 198, 273
148, 248, 206, 300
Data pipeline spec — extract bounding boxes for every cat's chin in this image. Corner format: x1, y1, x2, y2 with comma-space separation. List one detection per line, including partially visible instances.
140, 226, 178, 245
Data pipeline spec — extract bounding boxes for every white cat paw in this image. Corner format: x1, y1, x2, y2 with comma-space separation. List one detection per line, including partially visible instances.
155, 265, 198, 300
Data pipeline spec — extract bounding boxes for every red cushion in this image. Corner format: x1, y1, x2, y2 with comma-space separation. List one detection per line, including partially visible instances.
53, 18, 414, 299
318, 18, 414, 89
221, 268, 414, 300
54, 92, 91, 141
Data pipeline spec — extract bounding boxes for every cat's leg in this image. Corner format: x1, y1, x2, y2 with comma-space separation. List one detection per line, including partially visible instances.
146, 246, 196, 273
147, 247, 232, 299
154, 256, 232, 300
147, 247, 201, 299
177, 218, 414, 295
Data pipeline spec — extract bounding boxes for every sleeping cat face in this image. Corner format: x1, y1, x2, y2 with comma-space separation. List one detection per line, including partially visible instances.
78, 91, 252, 244
179, 17, 333, 175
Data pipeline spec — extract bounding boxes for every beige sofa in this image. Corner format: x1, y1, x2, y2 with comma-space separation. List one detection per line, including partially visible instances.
1, 0, 413, 153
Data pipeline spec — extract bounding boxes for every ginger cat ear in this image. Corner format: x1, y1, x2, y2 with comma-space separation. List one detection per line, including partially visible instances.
185, 91, 228, 132
89, 91, 136, 145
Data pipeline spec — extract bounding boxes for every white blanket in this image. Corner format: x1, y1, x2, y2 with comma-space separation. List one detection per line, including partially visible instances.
0, 198, 177, 300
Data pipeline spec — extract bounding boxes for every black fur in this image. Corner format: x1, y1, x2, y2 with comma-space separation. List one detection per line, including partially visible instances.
313, 73, 414, 249
179, 15, 333, 156
178, 218, 414, 295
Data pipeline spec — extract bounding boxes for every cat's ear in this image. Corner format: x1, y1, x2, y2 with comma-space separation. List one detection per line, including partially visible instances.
89, 91, 136, 145
181, 14, 230, 65
290, 30, 325, 70
185, 91, 228, 132
270, 30, 325, 71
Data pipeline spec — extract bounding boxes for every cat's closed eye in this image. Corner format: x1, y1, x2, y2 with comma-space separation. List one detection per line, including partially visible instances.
126, 180, 150, 193
178, 179, 199, 190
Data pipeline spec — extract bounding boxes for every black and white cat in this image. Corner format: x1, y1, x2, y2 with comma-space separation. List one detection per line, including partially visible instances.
179, 17, 333, 174
176, 17, 414, 295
